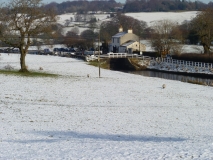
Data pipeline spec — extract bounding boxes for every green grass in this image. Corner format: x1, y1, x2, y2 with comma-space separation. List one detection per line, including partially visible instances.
88, 59, 110, 69
0, 70, 58, 77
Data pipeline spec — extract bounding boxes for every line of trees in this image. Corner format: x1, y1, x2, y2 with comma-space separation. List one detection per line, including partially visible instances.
64, 28, 99, 51
123, 0, 211, 12
45, 0, 122, 14
44, 0, 213, 14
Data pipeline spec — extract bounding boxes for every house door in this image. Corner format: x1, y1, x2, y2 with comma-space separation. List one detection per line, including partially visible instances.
128, 48, 132, 54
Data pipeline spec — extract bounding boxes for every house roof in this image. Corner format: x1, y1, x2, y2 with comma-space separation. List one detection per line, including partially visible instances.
121, 40, 136, 47
112, 32, 127, 38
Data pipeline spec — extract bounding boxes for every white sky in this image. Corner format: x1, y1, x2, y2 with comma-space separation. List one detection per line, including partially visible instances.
0, 0, 212, 4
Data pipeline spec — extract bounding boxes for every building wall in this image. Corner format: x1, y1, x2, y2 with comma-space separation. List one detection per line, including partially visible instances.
119, 46, 126, 53
126, 42, 146, 52
117, 42, 146, 53
111, 37, 120, 47
120, 33, 139, 45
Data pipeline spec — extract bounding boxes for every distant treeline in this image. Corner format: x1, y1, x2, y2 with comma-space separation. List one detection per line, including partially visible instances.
123, 0, 213, 12
45, 0, 213, 14
45, 0, 122, 14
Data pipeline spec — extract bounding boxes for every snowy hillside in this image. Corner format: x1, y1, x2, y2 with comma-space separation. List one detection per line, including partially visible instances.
57, 13, 110, 35
125, 11, 198, 26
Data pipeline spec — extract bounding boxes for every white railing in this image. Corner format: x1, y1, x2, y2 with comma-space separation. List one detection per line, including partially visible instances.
107, 52, 140, 58
107, 52, 127, 58
153, 57, 213, 69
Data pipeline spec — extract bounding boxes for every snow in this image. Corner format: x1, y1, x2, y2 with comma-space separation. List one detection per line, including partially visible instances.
57, 13, 110, 25
125, 11, 198, 26
140, 39, 206, 53
57, 13, 110, 35
0, 53, 213, 159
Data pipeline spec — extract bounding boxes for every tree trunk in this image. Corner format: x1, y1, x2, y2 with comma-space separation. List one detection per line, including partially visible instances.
203, 44, 210, 54
19, 52, 29, 72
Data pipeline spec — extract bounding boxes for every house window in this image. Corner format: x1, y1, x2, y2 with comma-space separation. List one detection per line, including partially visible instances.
117, 38, 119, 43
113, 38, 114, 43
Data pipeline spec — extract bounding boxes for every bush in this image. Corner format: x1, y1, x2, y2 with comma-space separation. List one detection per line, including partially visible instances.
142, 51, 159, 57
172, 53, 213, 63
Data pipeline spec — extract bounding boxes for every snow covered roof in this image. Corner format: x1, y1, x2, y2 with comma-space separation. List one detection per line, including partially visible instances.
112, 32, 127, 38
121, 40, 136, 47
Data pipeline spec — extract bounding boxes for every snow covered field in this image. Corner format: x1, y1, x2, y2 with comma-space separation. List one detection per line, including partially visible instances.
125, 11, 198, 26
0, 53, 213, 159
57, 13, 110, 35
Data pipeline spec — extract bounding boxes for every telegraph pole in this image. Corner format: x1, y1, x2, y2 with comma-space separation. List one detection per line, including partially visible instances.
139, 36, 140, 55
98, 28, 101, 78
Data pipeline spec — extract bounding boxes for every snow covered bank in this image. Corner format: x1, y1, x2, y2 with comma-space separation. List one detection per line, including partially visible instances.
0, 53, 213, 159
146, 58, 213, 81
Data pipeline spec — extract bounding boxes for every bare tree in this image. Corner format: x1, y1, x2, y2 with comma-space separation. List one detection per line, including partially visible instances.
88, 18, 97, 32
51, 23, 64, 44
100, 14, 147, 43
191, 8, 213, 54
64, 19, 71, 27
71, 26, 80, 35
0, 0, 56, 72
74, 14, 82, 22
80, 29, 97, 50
151, 20, 183, 56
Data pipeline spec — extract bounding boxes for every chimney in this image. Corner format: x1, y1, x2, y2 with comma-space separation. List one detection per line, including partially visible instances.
128, 28, 133, 33
119, 26, 123, 32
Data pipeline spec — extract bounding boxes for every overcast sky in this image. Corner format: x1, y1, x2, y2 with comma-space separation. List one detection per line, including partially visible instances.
0, 0, 212, 4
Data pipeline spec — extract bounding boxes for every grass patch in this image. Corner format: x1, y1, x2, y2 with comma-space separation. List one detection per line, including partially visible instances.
129, 58, 147, 70
88, 58, 110, 69
0, 70, 58, 77
187, 80, 206, 85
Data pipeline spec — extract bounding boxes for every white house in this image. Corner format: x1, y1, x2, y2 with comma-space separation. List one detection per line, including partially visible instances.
109, 26, 146, 54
